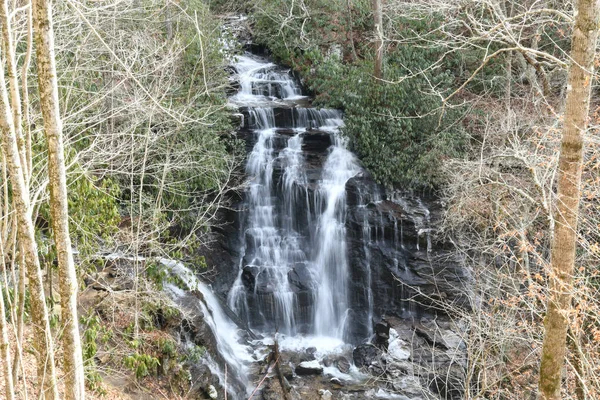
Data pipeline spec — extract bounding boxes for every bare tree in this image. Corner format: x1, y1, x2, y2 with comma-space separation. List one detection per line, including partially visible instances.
539, 0, 600, 398
0, 254, 15, 400
0, 32, 59, 400
32, 0, 86, 398
373, 0, 383, 80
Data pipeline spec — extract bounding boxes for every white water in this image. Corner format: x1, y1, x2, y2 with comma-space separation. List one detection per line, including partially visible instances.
230, 54, 304, 106
313, 144, 361, 337
227, 53, 359, 345
162, 259, 254, 396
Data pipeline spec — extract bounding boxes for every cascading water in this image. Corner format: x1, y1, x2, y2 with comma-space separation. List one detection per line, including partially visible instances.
313, 140, 361, 338
163, 259, 254, 398
227, 53, 358, 345
152, 23, 467, 395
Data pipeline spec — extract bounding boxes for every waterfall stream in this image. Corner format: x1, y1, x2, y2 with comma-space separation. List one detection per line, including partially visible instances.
159, 48, 466, 399
227, 53, 361, 347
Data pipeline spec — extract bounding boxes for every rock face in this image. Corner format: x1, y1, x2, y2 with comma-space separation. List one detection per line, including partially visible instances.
213, 123, 470, 343
353, 344, 383, 368
207, 49, 470, 345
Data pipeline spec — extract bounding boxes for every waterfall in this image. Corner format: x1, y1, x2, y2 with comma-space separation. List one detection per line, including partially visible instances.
163, 259, 253, 397
228, 53, 359, 344
313, 143, 361, 338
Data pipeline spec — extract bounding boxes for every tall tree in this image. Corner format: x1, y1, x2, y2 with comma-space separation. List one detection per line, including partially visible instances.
32, 0, 86, 398
538, 0, 600, 398
373, 0, 383, 80
0, 41, 59, 400
0, 267, 15, 400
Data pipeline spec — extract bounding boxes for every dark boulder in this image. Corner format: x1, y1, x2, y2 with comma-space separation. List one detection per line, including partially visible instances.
353, 344, 382, 368
334, 356, 351, 374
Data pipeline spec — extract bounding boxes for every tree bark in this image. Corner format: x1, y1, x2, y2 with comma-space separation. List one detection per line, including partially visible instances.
372, 0, 383, 80
0, 44, 59, 400
538, 1, 600, 399
32, 0, 86, 398
0, 0, 27, 180
21, 2, 34, 183
0, 266, 15, 400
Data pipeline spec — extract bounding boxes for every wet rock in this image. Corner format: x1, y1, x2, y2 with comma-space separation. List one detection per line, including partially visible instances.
295, 360, 323, 375
302, 346, 317, 361
386, 359, 414, 377
388, 329, 410, 361
414, 321, 441, 346
288, 263, 314, 292
335, 356, 351, 374
440, 329, 465, 351
322, 355, 333, 367
374, 321, 391, 349
429, 363, 466, 399
353, 344, 382, 368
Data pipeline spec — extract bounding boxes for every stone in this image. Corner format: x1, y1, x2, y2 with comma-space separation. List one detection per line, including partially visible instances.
353, 344, 382, 368
440, 329, 465, 350
335, 356, 351, 374
414, 320, 444, 348
429, 363, 466, 399
392, 376, 423, 396
386, 359, 414, 378
207, 385, 218, 399
319, 389, 333, 400
262, 379, 283, 400
302, 346, 317, 361
295, 360, 323, 375
375, 320, 391, 339
388, 329, 410, 361
330, 377, 343, 387
280, 363, 294, 380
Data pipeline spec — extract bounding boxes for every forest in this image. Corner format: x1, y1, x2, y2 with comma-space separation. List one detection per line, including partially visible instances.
0, 0, 598, 399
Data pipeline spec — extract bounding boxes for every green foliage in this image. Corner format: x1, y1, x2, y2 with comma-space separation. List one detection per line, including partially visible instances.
317, 56, 466, 188
252, 4, 466, 188
184, 344, 206, 363
252, 0, 372, 67
49, 312, 60, 329
124, 352, 160, 380
67, 172, 120, 257
157, 338, 177, 357
145, 261, 170, 290
36, 161, 120, 274
80, 313, 109, 393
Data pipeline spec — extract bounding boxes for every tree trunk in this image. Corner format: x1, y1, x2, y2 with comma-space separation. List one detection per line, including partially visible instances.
0, 47, 59, 400
372, 0, 383, 80
0, 0, 27, 180
538, 1, 600, 399
346, 0, 358, 62
32, 0, 86, 398
0, 266, 15, 400
21, 2, 34, 183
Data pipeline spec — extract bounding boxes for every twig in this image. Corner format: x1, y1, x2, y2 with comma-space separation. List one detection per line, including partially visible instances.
248, 355, 279, 399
